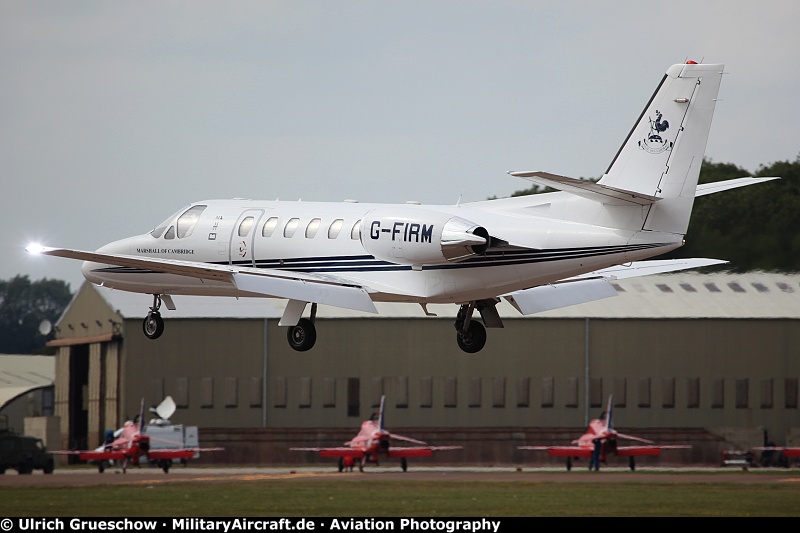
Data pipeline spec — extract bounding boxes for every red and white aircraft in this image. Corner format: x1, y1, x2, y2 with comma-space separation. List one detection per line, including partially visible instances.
518, 395, 691, 471
291, 396, 462, 472
56, 398, 223, 473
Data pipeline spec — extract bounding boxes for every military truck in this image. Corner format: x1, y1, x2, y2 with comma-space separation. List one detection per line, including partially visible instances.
0, 429, 55, 474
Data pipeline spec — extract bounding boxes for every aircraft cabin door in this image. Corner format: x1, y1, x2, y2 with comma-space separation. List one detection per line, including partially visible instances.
229, 209, 265, 267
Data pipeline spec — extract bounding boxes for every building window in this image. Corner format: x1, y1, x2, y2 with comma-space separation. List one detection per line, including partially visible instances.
347, 378, 360, 416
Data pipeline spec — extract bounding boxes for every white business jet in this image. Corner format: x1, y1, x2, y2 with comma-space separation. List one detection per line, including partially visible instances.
28, 61, 775, 353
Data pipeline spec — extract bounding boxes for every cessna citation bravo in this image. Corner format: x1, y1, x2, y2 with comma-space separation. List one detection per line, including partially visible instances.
28, 62, 776, 352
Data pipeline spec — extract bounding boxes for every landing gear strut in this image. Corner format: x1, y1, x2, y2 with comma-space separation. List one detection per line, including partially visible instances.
454, 302, 486, 353
287, 303, 318, 351
143, 295, 165, 340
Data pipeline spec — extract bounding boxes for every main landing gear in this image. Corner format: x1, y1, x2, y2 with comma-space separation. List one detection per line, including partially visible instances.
454, 302, 487, 353
143, 294, 165, 340
286, 303, 317, 352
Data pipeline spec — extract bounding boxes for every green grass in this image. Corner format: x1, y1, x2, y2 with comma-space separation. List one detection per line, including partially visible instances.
2, 477, 800, 517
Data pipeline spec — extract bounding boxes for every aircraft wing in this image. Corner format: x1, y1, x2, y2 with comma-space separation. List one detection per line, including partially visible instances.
387, 432, 428, 446
517, 446, 593, 459
503, 258, 727, 316
752, 446, 800, 458
76, 450, 130, 462
290, 447, 366, 459
386, 446, 462, 459
615, 445, 691, 457
28, 246, 378, 314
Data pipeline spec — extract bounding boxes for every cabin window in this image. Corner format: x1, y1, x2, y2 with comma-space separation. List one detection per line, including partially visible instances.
351, 220, 361, 240
164, 225, 175, 240
328, 219, 343, 239
262, 217, 278, 237
305, 218, 321, 238
284, 218, 299, 238
238, 216, 254, 237
176, 205, 206, 238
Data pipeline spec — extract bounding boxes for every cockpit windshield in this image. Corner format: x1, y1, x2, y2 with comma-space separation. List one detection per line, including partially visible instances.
176, 205, 206, 238
149, 205, 206, 239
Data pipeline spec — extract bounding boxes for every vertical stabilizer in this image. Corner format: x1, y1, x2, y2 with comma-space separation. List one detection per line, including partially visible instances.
599, 62, 724, 234
378, 395, 386, 431
605, 395, 614, 432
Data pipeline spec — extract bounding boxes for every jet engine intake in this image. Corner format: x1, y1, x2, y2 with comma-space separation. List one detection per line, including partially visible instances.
360, 208, 489, 266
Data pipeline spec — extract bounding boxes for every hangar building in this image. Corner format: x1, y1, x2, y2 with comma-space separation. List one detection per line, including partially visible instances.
48, 271, 800, 466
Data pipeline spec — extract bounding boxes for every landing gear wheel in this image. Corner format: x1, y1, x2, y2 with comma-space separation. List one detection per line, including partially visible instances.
98, 461, 105, 474
629, 456, 636, 471
287, 318, 316, 352
338, 457, 344, 473
161, 459, 171, 473
143, 311, 164, 339
456, 321, 486, 353
566, 457, 572, 471
401, 458, 408, 472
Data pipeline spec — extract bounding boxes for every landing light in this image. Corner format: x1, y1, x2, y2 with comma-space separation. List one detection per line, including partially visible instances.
26, 243, 46, 254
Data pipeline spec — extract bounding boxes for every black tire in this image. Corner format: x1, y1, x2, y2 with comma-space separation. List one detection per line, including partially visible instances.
98, 461, 105, 474
18, 459, 33, 475
286, 319, 316, 352
456, 321, 487, 353
566, 457, 572, 471
401, 458, 408, 472
143, 312, 165, 340
338, 457, 344, 473
629, 456, 636, 471
43, 458, 54, 474
161, 460, 171, 474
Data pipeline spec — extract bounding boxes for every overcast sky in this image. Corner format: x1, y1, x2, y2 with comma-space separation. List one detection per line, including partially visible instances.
4, 1, 799, 290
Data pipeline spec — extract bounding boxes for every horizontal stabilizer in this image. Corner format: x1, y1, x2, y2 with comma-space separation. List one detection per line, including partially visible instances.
695, 177, 779, 197
508, 171, 660, 206
572, 258, 728, 280
503, 278, 618, 316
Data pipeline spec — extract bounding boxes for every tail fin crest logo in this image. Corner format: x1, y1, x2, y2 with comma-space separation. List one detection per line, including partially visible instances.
638, 110, 673, 154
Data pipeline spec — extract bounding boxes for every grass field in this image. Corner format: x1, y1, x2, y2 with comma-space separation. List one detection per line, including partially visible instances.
1, 474, 799, 517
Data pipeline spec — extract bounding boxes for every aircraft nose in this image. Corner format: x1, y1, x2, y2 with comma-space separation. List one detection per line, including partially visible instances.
81, 237, 134, 283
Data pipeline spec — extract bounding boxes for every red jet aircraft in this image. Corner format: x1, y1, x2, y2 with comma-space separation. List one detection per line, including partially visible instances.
291, 396, 462, 472
56, 398, 223, 473
518, 395, 691, 471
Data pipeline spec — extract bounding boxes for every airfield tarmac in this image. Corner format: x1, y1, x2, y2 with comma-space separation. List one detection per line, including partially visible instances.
2, 466, 798, 487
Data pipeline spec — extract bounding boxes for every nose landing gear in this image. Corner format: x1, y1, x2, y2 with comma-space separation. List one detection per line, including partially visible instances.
143, 294, 165, 340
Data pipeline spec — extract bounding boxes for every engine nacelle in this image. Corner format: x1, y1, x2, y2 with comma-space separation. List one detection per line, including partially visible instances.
360, 207, 489, 266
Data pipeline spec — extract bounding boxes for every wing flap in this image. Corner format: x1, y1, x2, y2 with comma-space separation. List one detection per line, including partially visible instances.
504, 278, 618, 315
233, 272, 377, 314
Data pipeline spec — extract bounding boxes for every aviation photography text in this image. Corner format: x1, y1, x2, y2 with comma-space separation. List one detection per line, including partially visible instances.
8, 518, 503, 533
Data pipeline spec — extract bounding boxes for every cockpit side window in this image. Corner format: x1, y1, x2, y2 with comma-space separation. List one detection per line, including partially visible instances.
164, 226, 175, 240
176, 205, 207, 239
